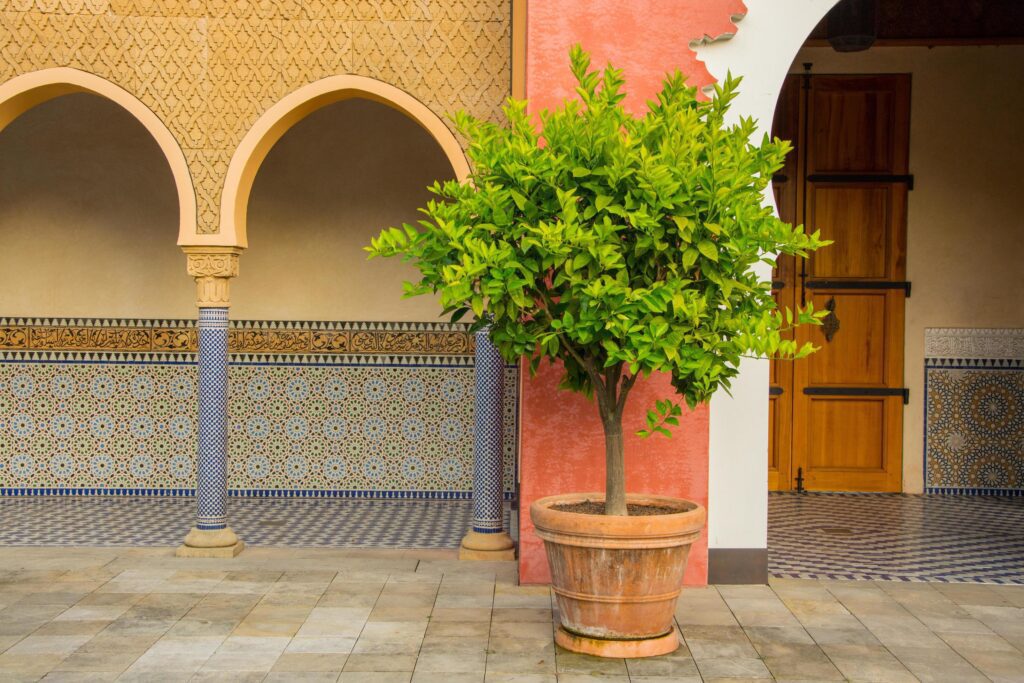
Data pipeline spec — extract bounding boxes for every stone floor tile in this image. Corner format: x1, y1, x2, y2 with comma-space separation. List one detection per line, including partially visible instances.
233, 604, 313, 637
74, 633, 159, 654
265, 672, 341, 682
555, 652, 628, 676
147, 635, 226, 657
343, 653, 417, 672
628, 676, 701, 683
433, 594, 494, 609
695, 656, 772, 679
420, 634, 488, 654
953, 647, 1024, 681
297, 607, 372, 637
40, 672, 121, 681
165, 618, 239, 637
941, 630, 1022, 654
0, 652, 68, 678
287, 636, 358, 654
113, 670, 193, 683
805, 625, 883, 647
414, 651, 488, 673
821, 643, 919, 682
426, 620, 490, 637
33, 620, 111, 637
50, 650, 139, 673
887, 644, 991, 682
272, 652, 349, 672
483, 674, 556, 683
486, 637, 555, 656
6, 634, 91, 655
191, 672, 266, 682
484, 652, 556, 674
681, 625, 758, 659
555, 676, 629, 683
624, 651, 700, 678
430, 607, 492, 622
490, 608, 551, 623
319, 592, 381, 608
339, 672, 411, 682
123, 649, 210, 674
489, 621, 552, 640
759, 642, 844, 680
743, 625, 816, 648
368, 605, 435, 621
411, 672, 484, 683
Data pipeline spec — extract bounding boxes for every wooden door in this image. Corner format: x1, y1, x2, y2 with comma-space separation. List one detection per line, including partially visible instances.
770, 74, 910, 492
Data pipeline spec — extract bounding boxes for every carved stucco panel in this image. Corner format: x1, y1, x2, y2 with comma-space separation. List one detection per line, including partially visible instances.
0, 1, 511, 235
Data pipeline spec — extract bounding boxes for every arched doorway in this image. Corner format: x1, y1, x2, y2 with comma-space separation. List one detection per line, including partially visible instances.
207, 78, 515, 547
0, 73, 200, 512
700, 0, 1024, 584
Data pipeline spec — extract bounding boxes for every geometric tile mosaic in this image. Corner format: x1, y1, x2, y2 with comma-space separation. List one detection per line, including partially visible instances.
770, 492, 1024, 584
0, 495, 511, 549
0, 319, 517, 499
924, 328, 1024, 495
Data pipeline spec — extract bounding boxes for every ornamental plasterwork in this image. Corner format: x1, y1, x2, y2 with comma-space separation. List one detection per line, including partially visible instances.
0, 0, 511, 234
925, 328, 1024, 360
0, 318, 475, 356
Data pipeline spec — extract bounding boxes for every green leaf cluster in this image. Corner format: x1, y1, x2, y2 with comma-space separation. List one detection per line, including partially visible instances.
368, 45, 828, 438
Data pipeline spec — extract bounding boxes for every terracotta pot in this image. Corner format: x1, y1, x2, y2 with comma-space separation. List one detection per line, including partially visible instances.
530, 492, 706, 658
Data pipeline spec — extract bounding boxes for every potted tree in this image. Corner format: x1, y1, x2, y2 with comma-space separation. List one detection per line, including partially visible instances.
368, 47, 827, 657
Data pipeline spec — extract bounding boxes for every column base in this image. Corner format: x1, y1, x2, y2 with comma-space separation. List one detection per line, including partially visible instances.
176, 527, 245, 558
460, 529, 516, 561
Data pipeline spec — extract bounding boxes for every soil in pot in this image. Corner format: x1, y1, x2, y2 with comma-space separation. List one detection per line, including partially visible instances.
552, 500, 695, 516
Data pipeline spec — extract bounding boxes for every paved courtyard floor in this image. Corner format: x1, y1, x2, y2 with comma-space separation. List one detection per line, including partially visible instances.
1, 548, 1023, 682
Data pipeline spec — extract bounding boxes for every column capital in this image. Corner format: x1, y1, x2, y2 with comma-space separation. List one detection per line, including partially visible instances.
182, 246, 242, 308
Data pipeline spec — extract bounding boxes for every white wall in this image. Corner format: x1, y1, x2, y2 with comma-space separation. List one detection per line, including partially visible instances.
696, 0, 836, 550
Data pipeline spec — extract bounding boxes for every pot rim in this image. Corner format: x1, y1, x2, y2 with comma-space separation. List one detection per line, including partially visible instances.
530, 492, 706, 548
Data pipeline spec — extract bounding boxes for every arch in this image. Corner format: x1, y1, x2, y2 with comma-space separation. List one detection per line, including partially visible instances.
0, 67, 198, 245
220, 75, 471, 249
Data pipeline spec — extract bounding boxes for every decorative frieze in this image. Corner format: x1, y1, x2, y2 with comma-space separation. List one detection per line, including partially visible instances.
0, 318, 474, 356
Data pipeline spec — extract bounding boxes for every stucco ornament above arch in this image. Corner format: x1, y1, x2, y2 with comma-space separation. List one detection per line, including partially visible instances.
219, 74, 472, 250
0, 67, 198, 246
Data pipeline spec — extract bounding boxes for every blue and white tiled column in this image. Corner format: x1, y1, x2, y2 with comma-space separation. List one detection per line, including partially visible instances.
177, 247, 244, 557
460, 326, 515, 560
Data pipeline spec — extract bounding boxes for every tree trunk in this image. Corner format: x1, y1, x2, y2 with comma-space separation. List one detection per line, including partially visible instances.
603, 412, 627, 516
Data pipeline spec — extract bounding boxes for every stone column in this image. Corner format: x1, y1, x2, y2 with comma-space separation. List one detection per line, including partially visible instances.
176, 246, 245, 558
460, 326, 515, 560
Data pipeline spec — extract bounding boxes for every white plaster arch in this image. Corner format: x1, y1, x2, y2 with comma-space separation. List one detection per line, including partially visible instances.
693, 0, 839, 554
0, 67, 198, 246
219, 74, 472, 250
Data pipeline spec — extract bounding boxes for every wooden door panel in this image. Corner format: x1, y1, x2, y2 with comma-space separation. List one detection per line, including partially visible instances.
767, 75, 801, 492
771, 73, 909, 492
805, 291, 889, 386
808, 399, 886, 470
798, 396, 903, 491
807, 186, 892, 279
807, 75, 910, 175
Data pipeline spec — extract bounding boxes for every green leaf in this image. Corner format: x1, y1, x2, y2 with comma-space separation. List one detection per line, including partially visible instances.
697, 240, 719, 262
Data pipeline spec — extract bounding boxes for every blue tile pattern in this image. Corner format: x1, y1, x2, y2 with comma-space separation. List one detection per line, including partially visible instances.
196, 307, 230, 530
472, 327, 505, 533
769, 492, 1024, 584
0, 496, 510, 548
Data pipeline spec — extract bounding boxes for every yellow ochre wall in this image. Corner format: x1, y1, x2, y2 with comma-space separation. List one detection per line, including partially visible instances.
793, 46, 1024, 493
0, 95, 454, 322
0, 93, 192, 318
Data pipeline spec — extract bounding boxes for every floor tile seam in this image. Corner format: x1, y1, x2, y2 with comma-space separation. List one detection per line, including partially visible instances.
826, 583, 985, 681
337, 579, 388, 673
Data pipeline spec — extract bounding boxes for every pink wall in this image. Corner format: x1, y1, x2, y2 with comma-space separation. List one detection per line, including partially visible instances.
519, 0, 748, 586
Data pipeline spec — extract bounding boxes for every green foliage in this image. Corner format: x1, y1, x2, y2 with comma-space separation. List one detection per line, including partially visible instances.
368, 45, 828, 438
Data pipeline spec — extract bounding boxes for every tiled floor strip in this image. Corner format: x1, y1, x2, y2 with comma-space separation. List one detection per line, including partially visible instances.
0, 497, 510, 549
770, 492, 1024, 584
